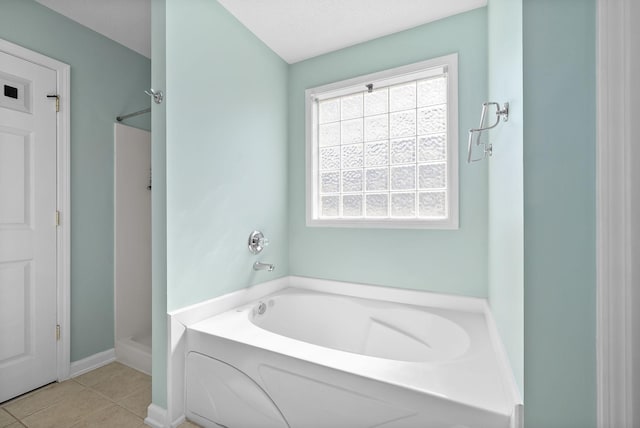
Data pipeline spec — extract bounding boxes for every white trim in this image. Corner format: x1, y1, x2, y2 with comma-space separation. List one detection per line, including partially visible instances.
115, 337, 152, 376
144, 403, 168, 428
596, 0, 634, 427
312, 66, 447, 102
305, 53, 459, 229
0, 39, 71, 382
144, 403, 184, 428
68, 348, 116, 378
482, 301, 523, 428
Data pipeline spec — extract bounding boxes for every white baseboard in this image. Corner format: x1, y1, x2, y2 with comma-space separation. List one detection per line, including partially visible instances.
171, 414, 186, 428
144, 404, 166, 428
144, 404, 184, 428
69, 348, 116, 378
511, 403, 524, 428
116, 337, 152, 375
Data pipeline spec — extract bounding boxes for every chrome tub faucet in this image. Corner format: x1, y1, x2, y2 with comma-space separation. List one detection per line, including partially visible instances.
253, 261, 275, 272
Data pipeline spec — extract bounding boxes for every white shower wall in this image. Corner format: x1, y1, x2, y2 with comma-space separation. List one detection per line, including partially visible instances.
114, 123, 152, 374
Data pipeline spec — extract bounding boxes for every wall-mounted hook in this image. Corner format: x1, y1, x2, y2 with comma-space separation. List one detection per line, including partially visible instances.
145, 89, 164, 104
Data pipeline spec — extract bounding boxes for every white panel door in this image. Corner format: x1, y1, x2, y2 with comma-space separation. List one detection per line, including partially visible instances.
0, 50, 58, 402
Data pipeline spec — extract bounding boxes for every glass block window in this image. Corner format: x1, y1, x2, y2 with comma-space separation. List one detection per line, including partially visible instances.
306, 54, 458, 229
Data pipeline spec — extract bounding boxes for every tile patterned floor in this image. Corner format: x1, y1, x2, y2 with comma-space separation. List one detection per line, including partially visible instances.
0, 362, 200, 428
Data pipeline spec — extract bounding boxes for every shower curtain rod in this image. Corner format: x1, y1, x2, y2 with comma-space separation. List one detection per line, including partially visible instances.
116, 107, 151, 122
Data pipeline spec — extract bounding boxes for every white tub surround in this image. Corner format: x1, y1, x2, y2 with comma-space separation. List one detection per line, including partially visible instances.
114, 123, 152, 375
164, 277, 289, 427
115, 333, 151, 375
164, 277, 522, 428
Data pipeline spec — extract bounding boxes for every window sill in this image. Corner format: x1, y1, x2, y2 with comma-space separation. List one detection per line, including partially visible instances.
305, 217, 459, 230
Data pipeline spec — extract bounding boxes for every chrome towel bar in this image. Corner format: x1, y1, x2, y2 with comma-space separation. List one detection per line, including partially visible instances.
467, 102, 509, 163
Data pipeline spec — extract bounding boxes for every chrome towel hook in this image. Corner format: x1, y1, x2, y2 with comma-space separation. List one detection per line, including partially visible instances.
467, 102, 509, 163
145, 88, 164, 104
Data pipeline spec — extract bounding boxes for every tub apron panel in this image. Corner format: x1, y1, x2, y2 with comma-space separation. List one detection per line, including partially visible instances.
186, 352, 288, 428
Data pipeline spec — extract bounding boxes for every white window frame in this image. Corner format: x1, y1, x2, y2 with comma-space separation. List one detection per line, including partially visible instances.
305, 53, 459, 229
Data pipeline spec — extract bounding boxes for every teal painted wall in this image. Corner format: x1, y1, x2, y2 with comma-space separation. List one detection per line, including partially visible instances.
288, 8, 489, 297
151, 4, 600, 426
151, 0, 168, 409
0, 0, 151, 361
487, 0, 524, 393
165, 0, 289, 312
523, 0, 596, 426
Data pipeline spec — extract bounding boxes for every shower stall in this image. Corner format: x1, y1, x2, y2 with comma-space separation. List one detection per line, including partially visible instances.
114, 122, 152, 374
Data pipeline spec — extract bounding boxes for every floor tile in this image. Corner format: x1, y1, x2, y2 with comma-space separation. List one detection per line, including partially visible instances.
178, 421, 202, 428
117, 385, 151, 418
74, 362, 134, 388
2, 362, 157, 427
21, 389, 111, 428
70, 405, 145, 428
77, 363, 150, 402
0, 409, 17, 427
91, 373, 150, 402
3, 380, 84, 420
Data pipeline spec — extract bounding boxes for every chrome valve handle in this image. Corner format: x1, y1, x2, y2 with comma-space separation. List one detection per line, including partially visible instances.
248, 230, 269, 254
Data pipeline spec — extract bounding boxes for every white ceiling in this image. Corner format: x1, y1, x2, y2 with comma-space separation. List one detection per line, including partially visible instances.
33, 0, 487, 64
218, 0, 487, 63
35, 0, 151, 58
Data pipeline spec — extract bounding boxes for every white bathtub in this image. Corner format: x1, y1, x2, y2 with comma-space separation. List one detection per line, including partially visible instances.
175, 277, 521, 428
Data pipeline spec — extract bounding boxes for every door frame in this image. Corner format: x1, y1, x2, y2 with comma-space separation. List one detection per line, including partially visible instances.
596, 0, 634, 426
0, 39, 71, 382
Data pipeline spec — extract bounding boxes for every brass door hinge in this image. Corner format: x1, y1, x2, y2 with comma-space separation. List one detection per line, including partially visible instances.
56, 324, 60, 341
55, 210, 60, 226
47, 94, 60, 112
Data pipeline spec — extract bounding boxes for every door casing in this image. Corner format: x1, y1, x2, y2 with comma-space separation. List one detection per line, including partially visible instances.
596, 0, 636, 426
0, 38, 71, 382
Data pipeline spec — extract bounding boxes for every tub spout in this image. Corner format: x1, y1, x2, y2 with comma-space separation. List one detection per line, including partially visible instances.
253, 261, 275, 272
